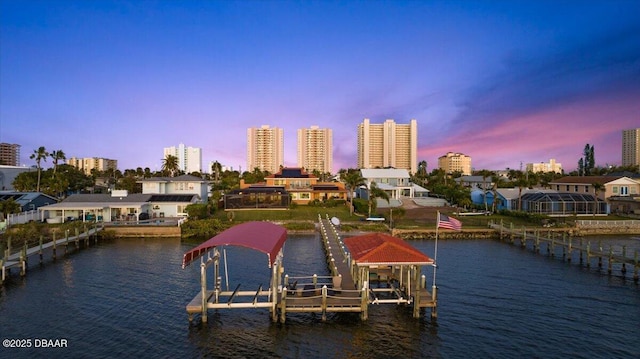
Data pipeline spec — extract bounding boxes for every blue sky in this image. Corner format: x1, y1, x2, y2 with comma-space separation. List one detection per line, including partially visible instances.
1, 0, 639, 173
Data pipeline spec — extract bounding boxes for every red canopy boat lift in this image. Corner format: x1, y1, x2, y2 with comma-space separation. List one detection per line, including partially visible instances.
182, 218, 440, 323
182, 221, 287, 323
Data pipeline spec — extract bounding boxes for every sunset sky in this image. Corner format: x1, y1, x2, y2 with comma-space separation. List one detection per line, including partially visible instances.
1, 0, 639, 173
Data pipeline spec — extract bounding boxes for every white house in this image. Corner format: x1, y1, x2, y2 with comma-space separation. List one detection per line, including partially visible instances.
359, 168, 428, 200
138, 174, 210, 203
38, 175, 210, 223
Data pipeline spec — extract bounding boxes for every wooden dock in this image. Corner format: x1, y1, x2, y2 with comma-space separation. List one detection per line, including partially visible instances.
1, 224, 104, 284
184, 217, 439, 323
491, 222, 640, 282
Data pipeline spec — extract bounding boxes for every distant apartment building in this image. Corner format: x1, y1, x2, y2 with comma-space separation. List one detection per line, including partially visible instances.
247, 125, 284, 174
357, 118, 418, 174
0, 143, 20, 166
297, 125, 333, 174
68, 157, 118, 175
622, 128, 640, 167
438, 152, 472, 175
526, 159, 563, 173
164, 143, 202, 174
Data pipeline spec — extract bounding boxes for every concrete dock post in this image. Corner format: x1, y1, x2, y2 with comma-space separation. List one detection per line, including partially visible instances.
39, 235, 44, 263
201, 261, 208, 323
598, 241, 603, 269
52, 232, 57, 260
65, 229, 70, 254
431, 284, 438, 319
20, 243, 27, 276
633, 251, 638, 283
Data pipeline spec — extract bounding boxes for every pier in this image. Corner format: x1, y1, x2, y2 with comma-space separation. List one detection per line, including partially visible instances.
491, 222, 640, 282
182, 218, 438, 323
1, 224, 104, 284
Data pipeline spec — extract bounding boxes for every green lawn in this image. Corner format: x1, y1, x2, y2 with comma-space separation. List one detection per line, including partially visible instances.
212, 206, 359, 222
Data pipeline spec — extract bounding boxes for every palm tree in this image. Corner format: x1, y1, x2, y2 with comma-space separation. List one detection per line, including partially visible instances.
30, 146, 49, 192
490, 175, 504, 213
211, 161, 222, 183
0, 198, 22, 219
367, 182, 390, 217
50, 150, 66, 175
161, 154, 180, 177
477, 169, 494, 212
514, 175, 530, 211
340, 169, 365, 215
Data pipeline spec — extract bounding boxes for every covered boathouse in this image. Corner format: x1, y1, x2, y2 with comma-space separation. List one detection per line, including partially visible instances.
182, 219, 438, 323
343, 232, 437, 319
182, 221, 287, 323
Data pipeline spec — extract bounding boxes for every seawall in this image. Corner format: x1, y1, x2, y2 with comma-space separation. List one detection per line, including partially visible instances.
106, 226, 181, 238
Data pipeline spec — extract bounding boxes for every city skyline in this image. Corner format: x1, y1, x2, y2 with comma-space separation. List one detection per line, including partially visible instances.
1, 1, 639, 173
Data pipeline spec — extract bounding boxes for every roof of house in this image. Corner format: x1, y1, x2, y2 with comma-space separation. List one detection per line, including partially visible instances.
549, 176, 622, 185
137, 174, 209, 183
182, 221, 287, 269
0, 192, 58, 205
266, 167, 316, 179
456, 175, 494, 183
344, 232, 433, 266
360, 168, 410, 179
38, 193, 198, 209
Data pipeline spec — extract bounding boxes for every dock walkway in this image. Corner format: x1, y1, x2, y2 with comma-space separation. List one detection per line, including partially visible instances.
1, 224, 104, 283
491, 222, 639, 282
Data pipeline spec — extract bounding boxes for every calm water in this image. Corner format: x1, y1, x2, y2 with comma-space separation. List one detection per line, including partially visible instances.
1, 233, 639, 358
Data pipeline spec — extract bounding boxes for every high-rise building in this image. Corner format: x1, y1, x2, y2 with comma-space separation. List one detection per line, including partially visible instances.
247, 125, 284, 174
357, 119, 418, 174
68, 157, 118, 175
0, 143, 20, 166
526, 159, 563, 173
297, 126, 333, 174
622, 128, 640, 167
438, 152, 472, 175
163, 143, 202, 174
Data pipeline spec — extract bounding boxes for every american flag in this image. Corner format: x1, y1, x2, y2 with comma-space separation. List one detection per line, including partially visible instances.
437, 213, 462, 231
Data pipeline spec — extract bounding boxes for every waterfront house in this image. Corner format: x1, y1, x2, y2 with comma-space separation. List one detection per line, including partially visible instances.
548, 176, 622, 201
357, 168, 429, 203
0, 191, 58, 212
138, 174, 210, 203
605, 176, 640, 214
455, 175, 494, 191
38, 190, 200, 223
224, 168, 347, 210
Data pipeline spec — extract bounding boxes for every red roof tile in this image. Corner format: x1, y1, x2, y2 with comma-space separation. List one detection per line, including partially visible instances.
344, 232, 433, 265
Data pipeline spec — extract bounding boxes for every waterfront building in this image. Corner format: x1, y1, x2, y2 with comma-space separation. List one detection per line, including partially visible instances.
0, 143, 20, 166
163, 143, 202, 174
67, 157, 118, 175
622, 128, 640, 167
357, 119, 418, 174
358, 168, 428, 201
438, 152, 472, 175
247, 125, 284, 174
139, 174, 210, 204
526, 159, 563, 173
226, 167, 347, 209
297, 125, 333, 174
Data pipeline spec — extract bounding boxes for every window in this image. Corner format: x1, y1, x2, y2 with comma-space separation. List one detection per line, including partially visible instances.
620, 186, 629, 196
